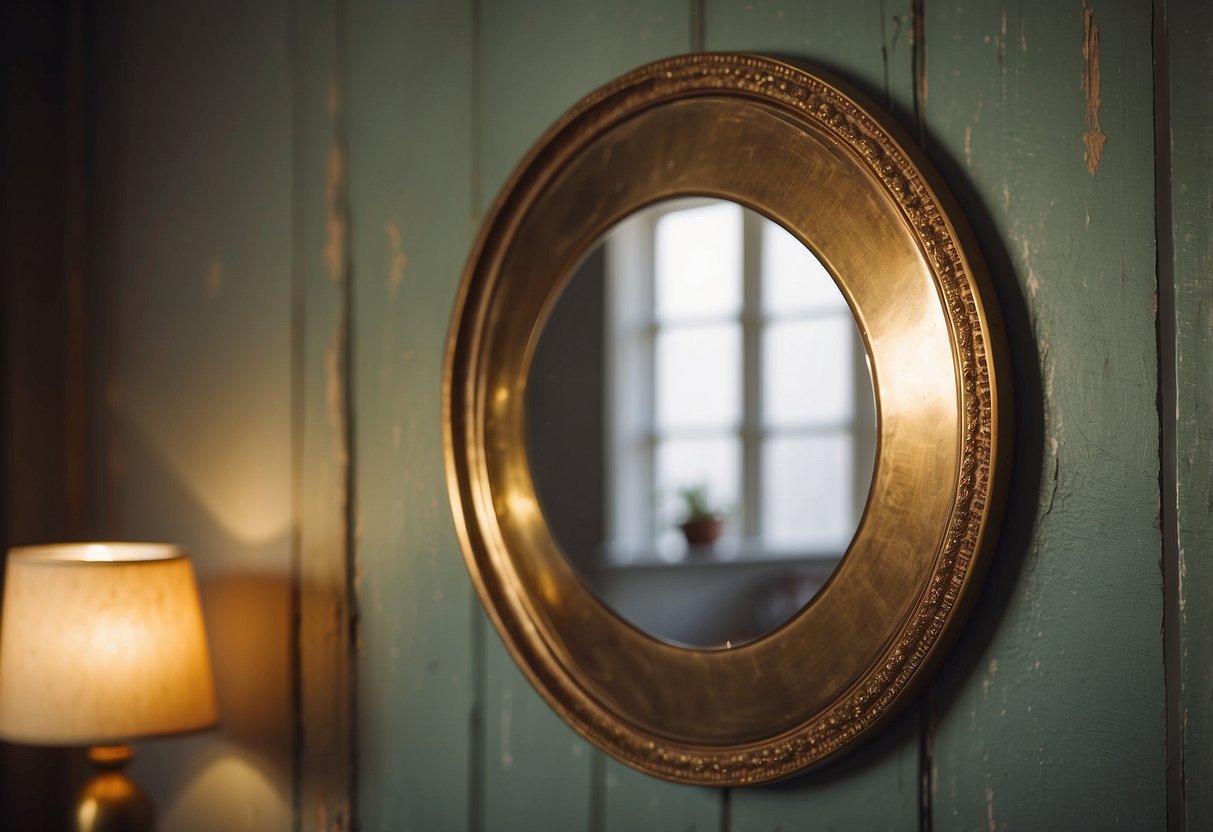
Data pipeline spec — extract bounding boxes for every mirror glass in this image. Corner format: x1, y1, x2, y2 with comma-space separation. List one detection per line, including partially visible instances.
526, 198, 876, 648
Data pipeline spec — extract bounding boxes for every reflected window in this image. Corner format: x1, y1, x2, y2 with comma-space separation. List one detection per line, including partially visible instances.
605, 200, 874, 562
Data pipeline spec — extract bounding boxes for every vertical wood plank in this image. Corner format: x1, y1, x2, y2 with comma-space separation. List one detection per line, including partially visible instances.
602, 759, 720, 832
345, 2, 476, 830
480, 649, 593, 829
1169, 1, 1213, 827
476, 2, 694, 829
704, 0, 919, 131
88, 2, 296, 830
478, 0, 692, 211
293, 0, 356, 829
924, 2, 1165, 829
703, 3, 922, 828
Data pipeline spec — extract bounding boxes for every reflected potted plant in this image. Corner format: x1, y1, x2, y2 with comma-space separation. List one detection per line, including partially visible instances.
678, 485, 725, 547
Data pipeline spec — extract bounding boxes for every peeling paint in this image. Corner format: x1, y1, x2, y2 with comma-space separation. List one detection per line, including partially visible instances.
996, 10, 1007, 65
986, 781, 996, 831
325, 327, 351, 470
1022, 238, 1040, 299
325, 329, 345, 432
1179, 545, 1187, 612
324, 143, 348, 281
327, 78, 341, 120
1081, 0, 1106, 175
500, 687, 514, 769
206, 260, 223, 298
385, 218, 409, 299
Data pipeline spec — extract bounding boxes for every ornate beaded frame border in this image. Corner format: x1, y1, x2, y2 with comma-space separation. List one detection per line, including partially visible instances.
446, 53, 1010, 784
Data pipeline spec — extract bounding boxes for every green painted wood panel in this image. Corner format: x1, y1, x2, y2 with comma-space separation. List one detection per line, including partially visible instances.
704, 3, 921, 828
1170, 2, 1213, 828
480, 645, 594, 829
88, 2, 296, 830
704, 0, 918, 130
292, 0, 356, 828
475, 3, 696, 830
346, 2, 477, 830
478, 0, 693, 212
923, 2, 1165, 829
602, 757, 720, 832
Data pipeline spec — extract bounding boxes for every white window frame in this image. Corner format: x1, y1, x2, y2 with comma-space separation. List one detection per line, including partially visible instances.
603, 199, 875, 564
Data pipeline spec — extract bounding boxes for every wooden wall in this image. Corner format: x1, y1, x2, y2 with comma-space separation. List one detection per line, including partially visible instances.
88, 2, 296, 830
3, 0, 1201, 830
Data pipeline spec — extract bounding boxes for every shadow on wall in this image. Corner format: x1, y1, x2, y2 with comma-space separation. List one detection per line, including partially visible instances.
105, 406, 295, 831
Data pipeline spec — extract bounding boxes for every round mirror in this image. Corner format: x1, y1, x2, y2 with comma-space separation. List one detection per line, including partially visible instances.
527, 198, 876, 647
445, 53, 1011, 785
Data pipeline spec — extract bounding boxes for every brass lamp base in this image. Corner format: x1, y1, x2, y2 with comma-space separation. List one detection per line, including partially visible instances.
76, 745, 151, 832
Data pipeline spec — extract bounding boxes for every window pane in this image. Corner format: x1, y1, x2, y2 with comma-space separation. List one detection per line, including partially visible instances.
762, 434, 854, 551
763, 317, 854, 426
656, 324, 741, 430
655, 202, 742, 321
762, 220, 848, 315
655, 436, 739, 554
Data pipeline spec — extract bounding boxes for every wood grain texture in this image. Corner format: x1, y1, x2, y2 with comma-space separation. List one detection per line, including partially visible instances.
345, 2, 477, 830
1169, 2, 1213, 828
474, 2, 694, 829
923, 2, 1165, 828
703, 3, 922, 827
294, 0, 356, 829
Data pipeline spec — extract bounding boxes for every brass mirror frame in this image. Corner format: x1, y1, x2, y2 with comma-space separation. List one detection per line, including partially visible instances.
444, 53, 1011, 785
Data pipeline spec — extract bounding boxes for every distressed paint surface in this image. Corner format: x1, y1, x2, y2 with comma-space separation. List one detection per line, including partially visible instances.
294, 1, 356, 829
346, 2, 477, 831
1171, 2, 1213, 827
70, 1, 1209, 830
704, 0, 919, 128
602, 758, 720, 832
924, 2, 1165, 829
478, 0, 690, 211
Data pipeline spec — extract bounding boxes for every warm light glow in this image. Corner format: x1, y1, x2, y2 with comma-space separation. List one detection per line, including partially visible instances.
158, 751, 286, 830
84, 544, 113, 562
0, 543, 219, 746
76, 801, 98, 830
122, 369, 292, 547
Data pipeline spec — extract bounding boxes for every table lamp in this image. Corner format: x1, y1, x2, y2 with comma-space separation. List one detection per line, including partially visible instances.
0, 542, 218, 832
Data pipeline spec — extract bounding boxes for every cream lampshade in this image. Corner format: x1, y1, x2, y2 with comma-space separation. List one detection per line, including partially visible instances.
0, 542, 218, 831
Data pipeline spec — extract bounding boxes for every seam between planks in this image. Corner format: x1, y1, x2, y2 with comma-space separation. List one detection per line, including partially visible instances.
288, 0, 306, 826
332, 0, 361, 826
1152, 0, 1183, 828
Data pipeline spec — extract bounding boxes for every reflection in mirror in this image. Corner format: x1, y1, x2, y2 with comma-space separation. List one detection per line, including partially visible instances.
526, 199, 876, 648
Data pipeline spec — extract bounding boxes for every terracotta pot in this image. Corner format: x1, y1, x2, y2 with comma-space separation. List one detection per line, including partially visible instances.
680, 518, 724, 547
